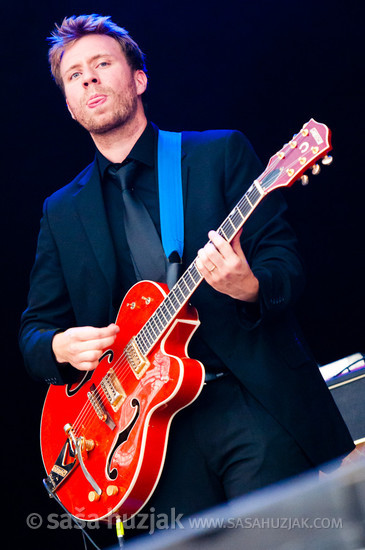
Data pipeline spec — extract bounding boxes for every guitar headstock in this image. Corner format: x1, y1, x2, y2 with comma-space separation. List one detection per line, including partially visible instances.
258, 119, 332, 193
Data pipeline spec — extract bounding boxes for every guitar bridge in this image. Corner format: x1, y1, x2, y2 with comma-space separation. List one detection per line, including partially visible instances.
125, 338, 149, 378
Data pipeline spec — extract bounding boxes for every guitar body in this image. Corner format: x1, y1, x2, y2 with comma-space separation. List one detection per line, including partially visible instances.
41, 280, 204, 522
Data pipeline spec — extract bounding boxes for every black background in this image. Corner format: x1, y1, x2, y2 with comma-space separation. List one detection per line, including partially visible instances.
2, 0, 363, 548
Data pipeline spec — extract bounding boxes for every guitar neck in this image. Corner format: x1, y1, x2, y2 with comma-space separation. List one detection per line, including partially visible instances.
134, 179, 266, 356
134, 118, 333, 357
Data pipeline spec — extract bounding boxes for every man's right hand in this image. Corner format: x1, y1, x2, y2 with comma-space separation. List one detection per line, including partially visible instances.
52, 323, 120, 371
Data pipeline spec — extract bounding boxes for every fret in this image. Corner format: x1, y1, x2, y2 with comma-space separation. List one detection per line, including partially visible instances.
219, 218, 235, 241
174, 286, 185, 304
247, 184, 261, 205
178, 278, 190, 297
143, 325, 155, 345
190, 264, 202, 284
138, 337, 150, 356
228, 216, 236, 230
153, 316, 165, 336
184, 270, 196, 290
158, 303, 170, 323
168, 292, 180, 311
137, 330, 152, 354
144, 327, 157, 349
231, 207, 244, 228
147, 317, 160, 339
136, 329, 148, 347
237, 195, 253, 219
164, 299, 175, 318
159, 305, 171, 324
218, 226, 229, 240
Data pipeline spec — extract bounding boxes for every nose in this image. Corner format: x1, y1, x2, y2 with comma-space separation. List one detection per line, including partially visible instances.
83, 77, 98, 88
82, 69, 99, 88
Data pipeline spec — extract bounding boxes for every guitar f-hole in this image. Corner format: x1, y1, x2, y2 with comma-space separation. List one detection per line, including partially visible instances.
106, 398, 140, 480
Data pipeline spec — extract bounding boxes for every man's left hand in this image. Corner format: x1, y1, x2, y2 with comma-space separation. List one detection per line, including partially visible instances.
196, 229, 259, 302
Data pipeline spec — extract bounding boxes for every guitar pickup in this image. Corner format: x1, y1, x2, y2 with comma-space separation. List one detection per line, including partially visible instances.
100, 369, 126, 412
125, 338, 149, 378
87, 384, 116, 430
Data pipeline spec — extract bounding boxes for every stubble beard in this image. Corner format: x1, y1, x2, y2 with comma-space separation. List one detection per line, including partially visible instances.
74, 83, 139, 136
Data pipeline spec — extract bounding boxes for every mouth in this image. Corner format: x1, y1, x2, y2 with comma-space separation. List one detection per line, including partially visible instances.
87, 94, 107, 108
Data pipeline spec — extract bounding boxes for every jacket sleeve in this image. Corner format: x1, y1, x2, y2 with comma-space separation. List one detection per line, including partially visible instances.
19, 198, 78, 385
223, 130, 306, 326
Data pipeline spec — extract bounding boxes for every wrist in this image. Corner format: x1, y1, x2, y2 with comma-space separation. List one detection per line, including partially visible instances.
52, 331, 67, 364
235, 274, 259, 303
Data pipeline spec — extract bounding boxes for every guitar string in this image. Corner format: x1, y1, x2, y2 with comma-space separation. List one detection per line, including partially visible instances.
70, 136, 326, 436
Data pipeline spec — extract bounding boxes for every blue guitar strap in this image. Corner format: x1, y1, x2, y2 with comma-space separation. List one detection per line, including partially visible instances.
157, 130, 184, 288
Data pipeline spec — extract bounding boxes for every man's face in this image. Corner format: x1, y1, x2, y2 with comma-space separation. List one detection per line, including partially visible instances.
60, 34, 147, 135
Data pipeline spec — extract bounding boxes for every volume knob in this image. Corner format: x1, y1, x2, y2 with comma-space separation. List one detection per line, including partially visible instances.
106, 485, 119, 496
88, 491, 101, 502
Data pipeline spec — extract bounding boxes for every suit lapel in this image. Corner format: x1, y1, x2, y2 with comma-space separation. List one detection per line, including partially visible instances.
74, 160, 117, 293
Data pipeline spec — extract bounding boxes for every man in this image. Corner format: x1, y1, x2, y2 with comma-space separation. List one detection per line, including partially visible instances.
20, 14, 354, 539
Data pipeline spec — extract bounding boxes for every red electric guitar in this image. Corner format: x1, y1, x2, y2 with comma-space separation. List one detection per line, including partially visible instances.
41, 119, 332, 522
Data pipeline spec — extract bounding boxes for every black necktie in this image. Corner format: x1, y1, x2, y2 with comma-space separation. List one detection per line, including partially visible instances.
107, 160, 167, 283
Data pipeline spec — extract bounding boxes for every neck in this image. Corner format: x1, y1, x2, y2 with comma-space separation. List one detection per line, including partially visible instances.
90, 109, 148, 163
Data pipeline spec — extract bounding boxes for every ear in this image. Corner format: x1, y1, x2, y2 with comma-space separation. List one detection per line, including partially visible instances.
134, 70, 148, 96
66, 99, 76, 120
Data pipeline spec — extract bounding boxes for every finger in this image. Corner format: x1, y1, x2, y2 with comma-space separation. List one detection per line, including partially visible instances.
74, 345, 112, 370
69, 324, 120, 342
208, 230, 233, 260
197, 247, 218, 273
230, 228, 244, 257
88, 323, 120, 339
75, 335, 119, 354
75, 360, 100, 371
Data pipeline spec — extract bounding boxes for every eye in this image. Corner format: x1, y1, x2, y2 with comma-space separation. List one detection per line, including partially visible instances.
98, 61, 110, 68
70, 72, 81, 81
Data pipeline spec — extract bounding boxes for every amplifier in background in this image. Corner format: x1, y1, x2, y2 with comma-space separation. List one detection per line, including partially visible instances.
326, 364, 365, 443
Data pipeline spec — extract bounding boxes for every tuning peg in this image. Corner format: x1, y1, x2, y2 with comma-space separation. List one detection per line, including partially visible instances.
301, 174, 309, 186
312, 164, 321, 175
322, 155, 333, 166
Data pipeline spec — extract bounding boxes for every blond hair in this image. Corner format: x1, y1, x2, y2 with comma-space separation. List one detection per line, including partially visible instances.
47, 14, 146, 91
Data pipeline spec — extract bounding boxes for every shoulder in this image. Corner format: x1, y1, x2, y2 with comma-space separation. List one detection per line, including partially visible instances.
179, 129, 260, 176
181, 128, 255, 154
44, 161, 96, 211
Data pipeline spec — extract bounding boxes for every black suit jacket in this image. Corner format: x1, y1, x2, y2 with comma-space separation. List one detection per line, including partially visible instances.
19, 127, 354, 467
